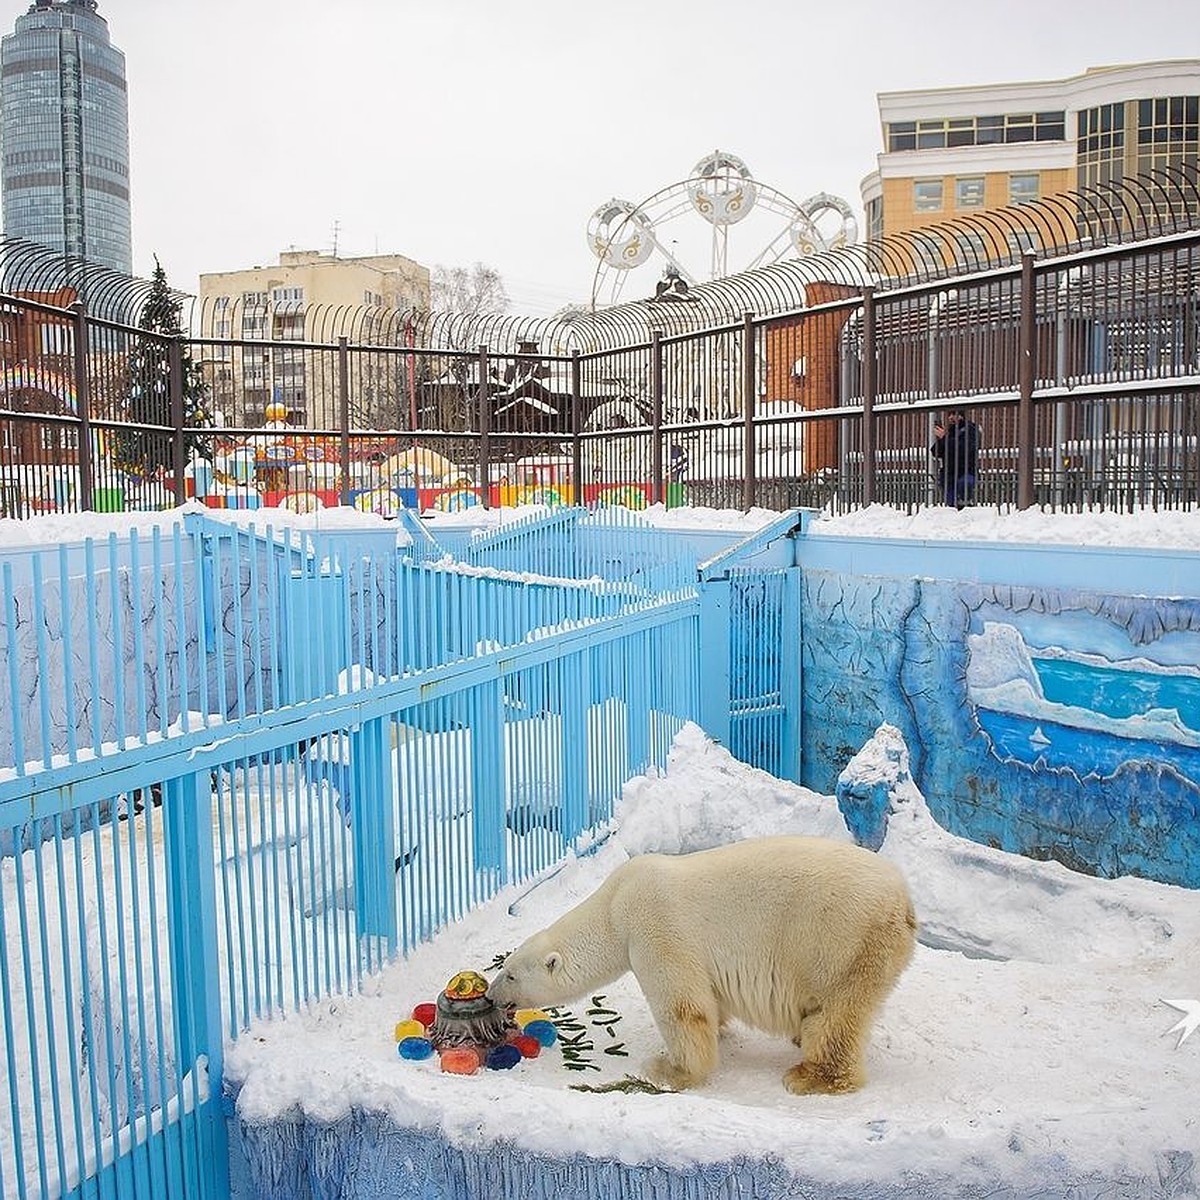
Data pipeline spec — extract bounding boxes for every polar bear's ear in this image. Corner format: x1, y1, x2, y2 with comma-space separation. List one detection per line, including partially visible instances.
543, 951, 562, 975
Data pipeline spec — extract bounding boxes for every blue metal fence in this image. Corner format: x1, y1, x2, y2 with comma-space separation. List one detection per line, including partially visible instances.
0, 513, 706, 1199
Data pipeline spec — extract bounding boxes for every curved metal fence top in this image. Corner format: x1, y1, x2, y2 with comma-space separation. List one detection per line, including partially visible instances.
5, 167, 1197, 357
0, 235, 187, 326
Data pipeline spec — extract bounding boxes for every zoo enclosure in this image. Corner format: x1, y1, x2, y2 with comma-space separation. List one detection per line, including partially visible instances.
0, 503, 803, 1199
0, 227, 1198, 518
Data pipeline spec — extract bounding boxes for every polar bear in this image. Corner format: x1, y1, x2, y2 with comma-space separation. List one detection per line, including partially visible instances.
488, 835, 916, 1094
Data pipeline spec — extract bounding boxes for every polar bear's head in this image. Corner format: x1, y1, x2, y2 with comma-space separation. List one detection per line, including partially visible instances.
486, 931, 573, 1008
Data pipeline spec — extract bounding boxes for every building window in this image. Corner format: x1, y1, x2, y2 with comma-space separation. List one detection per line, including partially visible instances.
914, 179, 944, 212
1005, 113, 1035, 143
976, 114, 1004, 144
955, 177, 985, 208
1078, 102, 1125, 154
274, 314, 305, 340
1136, 94, 1199, 177
1009, 173, 1040, 205
947, 118, 974, 148
886, 111, 1066, 153
887, 121, 916, 152
917, 120, 947, 150
1077, 102, 1126, 190
1137, 95, 1199, 145
865, 195, 883, 242
242, 291, 267, 308
1035, 110, 1066, 141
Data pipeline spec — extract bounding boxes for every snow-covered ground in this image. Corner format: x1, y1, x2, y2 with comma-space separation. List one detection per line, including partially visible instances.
2, 500, 1198, 1196
3, 498, 1200, 551
226, 723, 1200, 1196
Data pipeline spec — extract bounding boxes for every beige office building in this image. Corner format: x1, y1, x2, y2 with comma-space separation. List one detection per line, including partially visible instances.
861, 60, 1200, 244
198, 249, 430, 428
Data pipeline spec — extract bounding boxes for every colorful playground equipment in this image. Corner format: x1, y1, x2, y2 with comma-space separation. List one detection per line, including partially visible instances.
186, 402, 683, 516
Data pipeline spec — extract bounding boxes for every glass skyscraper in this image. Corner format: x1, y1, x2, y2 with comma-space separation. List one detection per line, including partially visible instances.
0, 0, 131, 275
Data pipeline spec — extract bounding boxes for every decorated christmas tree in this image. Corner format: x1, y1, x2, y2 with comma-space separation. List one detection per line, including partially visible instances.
112, 257, 211, 477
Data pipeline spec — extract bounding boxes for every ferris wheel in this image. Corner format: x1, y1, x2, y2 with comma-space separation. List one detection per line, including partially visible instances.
587, 151, 859, 308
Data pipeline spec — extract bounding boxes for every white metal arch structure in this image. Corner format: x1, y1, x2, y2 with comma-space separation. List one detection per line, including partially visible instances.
587, 151, 858, 309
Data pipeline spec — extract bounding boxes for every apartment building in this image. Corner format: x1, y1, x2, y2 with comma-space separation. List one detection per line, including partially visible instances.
198, 249, 430, 427
861, 60, 1199, 243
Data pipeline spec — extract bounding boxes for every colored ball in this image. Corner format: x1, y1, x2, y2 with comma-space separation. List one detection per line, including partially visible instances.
485, 1044, 522, 1071
522, 1019, 558, 1047
394, 1019, 426, 1042
439, 1046, 480, 1075
397, 1037, 434, 1061
514, 1008, 550, 1028
508, 1034, 541, 1059
412, 1002, 437, 1028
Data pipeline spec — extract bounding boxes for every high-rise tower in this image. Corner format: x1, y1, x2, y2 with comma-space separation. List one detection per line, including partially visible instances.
0, 0, 131, 274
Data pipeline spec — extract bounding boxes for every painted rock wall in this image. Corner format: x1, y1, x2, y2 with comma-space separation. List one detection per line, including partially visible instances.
801, 569, 1200, 887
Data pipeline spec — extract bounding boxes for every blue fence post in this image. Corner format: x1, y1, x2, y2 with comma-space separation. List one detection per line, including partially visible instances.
471, 680, 506, 874
561, 651, 591, 841
626, 629, 650, 777
200, 530, 218, 651
349, 715, 396, 954
697, 578, 732, 749
163, 769, 229, 1199
779, 566, 803, 783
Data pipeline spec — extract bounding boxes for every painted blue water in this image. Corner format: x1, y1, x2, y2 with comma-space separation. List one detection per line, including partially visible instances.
1035, 658, 1200, 728
975, 657, 1200, 776
975, 708, 1200, 780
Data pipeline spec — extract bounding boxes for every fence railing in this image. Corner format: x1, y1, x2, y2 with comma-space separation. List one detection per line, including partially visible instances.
0, 515, 702, 1198
1, 229, 1198, 522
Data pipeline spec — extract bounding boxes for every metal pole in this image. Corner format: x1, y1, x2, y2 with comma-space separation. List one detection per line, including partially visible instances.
570, 349, 583, 507
861, 287, 877, 507
741, 311, 756, 511
1017, 254, 1036, 510
650, 331, 663, 505
338, 336, 351, 506
477, 344, 491, 508
72, 302, 94, 511
169, 337, 186, 506
1054, 279, 1068, 509
405, 319, 418, 432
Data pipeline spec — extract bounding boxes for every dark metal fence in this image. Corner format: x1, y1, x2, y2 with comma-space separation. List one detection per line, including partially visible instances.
2, 229, 1198, 519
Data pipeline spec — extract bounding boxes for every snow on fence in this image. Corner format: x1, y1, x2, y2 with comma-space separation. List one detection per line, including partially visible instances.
0, 513, 702, 1200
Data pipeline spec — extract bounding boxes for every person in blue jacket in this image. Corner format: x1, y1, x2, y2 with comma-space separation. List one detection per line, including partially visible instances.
931, 408, 980, 508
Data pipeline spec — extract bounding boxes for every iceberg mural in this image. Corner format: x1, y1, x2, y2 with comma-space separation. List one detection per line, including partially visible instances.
799, 566, 1200, 887
966, 617, 1200, 778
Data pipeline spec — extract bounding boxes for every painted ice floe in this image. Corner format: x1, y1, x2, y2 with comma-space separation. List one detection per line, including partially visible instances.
967, 621, 1200, 748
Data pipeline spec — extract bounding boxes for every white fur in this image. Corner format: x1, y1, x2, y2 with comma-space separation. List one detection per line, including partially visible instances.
488, 835, 916, 1094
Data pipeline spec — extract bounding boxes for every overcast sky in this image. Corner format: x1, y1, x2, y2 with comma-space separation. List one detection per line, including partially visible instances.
56, 0, 1198, 313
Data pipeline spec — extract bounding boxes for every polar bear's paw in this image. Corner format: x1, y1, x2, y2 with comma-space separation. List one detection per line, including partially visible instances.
644, 1053, 699, 1091
783, 1060, 864, 1095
